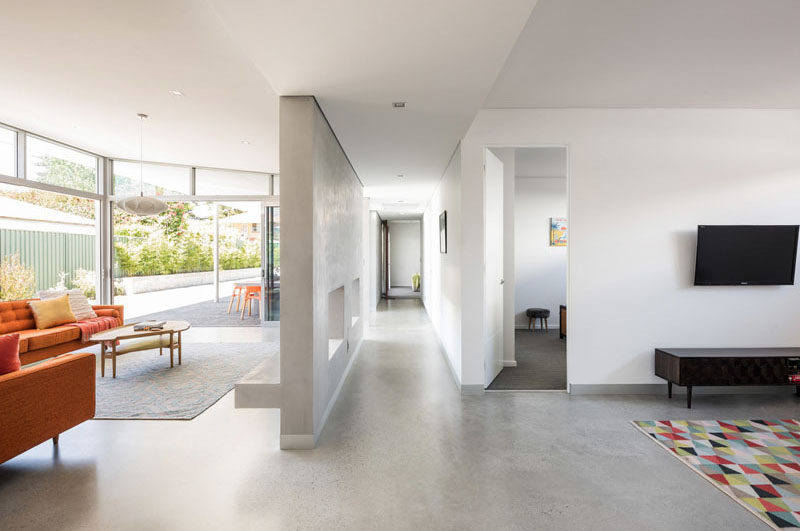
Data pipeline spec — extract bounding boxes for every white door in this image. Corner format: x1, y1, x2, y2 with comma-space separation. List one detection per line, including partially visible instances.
484, 149, 504, 387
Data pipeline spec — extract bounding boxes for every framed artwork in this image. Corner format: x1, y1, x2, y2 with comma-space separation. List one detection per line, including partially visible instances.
439, 211, 447, 253
550, 217, 567, 247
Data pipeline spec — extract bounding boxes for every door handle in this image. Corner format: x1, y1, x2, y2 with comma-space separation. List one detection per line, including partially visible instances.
499, 279, 505, 285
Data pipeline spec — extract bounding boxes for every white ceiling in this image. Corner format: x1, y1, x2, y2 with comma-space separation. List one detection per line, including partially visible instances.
206, 0, 538, 218
0, 0, 278, 173
5, 0, 799, 221
515, 147, 566, 178
487, 0, 800, 108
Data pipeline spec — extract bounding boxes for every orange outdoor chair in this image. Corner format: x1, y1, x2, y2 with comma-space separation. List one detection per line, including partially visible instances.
240, 286, 262, 319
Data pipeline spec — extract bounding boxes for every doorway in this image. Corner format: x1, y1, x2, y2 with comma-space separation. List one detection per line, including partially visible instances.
485, 146, 568, 390
385, 219, 422, 300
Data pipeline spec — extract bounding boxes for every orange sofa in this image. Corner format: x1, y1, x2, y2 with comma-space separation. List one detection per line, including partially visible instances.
0, 300, 124, 366
0, 352, 95, 464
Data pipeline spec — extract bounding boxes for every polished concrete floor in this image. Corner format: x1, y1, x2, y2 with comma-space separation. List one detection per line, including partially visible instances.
1, 299, 795, 530
387, 286, 421, 299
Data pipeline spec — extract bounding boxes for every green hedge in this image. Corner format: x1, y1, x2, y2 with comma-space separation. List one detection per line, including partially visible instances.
115, 232, 260, 277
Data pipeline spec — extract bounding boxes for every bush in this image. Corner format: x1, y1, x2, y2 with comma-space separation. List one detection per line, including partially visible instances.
114, 233, 260, 277
72, 268, 97, 298
0, 253, 36, 301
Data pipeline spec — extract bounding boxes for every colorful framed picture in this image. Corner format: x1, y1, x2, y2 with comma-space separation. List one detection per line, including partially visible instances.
439, 211, 447, 253
550, 217, 567, 247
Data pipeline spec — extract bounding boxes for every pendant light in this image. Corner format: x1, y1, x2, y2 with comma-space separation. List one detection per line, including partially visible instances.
117, 113, 168, 216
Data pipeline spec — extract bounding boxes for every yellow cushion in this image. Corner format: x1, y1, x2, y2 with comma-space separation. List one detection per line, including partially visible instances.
27, 295, 76, 330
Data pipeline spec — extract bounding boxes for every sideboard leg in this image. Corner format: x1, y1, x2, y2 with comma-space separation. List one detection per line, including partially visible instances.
668, 381, 672, 399
687, 386, 692, 409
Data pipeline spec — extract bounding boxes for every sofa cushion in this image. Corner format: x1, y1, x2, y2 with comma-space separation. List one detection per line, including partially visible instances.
17, 326, 81, 351
0, 333, 20, 375
38, 289, 97, 321
0, 300, 36, 334
28, 295, 76, 330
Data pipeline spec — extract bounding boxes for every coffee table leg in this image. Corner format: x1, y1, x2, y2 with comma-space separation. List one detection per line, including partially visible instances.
112, 343, 117, 379
101, 342, 106, 377
169, 332, 174, 368
178, 331, 182, 365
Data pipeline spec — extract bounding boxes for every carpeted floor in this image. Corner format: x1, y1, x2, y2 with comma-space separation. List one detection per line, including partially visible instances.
634, 419, 800, 530
95, 341, 278, 419
487, 329, 566, 390
131, 295, 265, 327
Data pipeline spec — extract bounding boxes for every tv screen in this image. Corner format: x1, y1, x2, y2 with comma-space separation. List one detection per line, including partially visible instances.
694, 225, 799, 286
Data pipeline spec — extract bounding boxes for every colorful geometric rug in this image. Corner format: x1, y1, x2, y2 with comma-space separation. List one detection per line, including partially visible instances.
633, 420, 800, 530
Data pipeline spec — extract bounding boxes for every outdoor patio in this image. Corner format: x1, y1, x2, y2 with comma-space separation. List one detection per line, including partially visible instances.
115, 278, 276, 327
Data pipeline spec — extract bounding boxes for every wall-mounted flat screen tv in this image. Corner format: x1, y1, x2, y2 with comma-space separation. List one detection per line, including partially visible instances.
694, 225, 799, 286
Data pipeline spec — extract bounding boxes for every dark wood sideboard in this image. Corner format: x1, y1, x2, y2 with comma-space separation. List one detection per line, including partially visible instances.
655, 347, 800, 408
559, 305, 566, 339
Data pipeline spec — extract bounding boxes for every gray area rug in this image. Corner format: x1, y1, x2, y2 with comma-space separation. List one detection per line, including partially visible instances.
131, 296, 262, 327
95, 341, 277, 419
487, 329, 566, 390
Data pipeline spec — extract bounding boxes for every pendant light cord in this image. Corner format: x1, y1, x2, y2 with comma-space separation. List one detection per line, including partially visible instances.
139, 115, 144, 197
137, 113, 148, 197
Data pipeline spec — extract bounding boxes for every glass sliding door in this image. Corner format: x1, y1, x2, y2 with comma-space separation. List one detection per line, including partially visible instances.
217, 201, 262, 323
263, 206, 280, 322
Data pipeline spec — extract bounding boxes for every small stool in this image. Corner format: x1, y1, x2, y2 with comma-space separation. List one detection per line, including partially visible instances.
526, 308, 550, 332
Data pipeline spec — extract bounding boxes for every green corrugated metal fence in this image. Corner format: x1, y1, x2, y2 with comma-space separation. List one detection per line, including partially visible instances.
0, 229, 95, 292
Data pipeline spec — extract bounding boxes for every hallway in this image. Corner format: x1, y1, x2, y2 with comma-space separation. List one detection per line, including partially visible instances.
0, 299, 791, 530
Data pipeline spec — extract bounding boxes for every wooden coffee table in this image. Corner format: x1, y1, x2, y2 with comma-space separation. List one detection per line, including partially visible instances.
91, 320, 191, 378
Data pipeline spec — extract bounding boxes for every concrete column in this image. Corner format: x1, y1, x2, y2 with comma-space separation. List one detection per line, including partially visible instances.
279, 96, 316, 450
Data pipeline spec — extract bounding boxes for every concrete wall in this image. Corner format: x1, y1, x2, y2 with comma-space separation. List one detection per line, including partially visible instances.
388, 220, 420, 287
422, 145, 462, 385
514, 177, 567, 328
280, 96, 364, 449
460, 108, 800, 389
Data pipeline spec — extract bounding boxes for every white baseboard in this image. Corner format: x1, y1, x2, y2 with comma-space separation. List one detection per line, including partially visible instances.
569, 383, 794, 395
503, 360, 517, 367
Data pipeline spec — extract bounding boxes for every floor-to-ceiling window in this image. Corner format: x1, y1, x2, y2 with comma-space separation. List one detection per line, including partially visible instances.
0, 126, 16, 177
0, 120, 278, 322
0, 128, 102, 302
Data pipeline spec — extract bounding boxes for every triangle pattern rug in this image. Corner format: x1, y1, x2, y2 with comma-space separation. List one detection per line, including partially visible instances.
633, 420, 800, 530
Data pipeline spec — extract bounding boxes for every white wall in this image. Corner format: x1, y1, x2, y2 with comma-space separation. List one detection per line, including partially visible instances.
388, 220, 420, 287
422, 145, 462, 385
280, 96, 364, 449
514, 177, 567, 329
461, 108, 800, 388
369, 211, 382, 309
